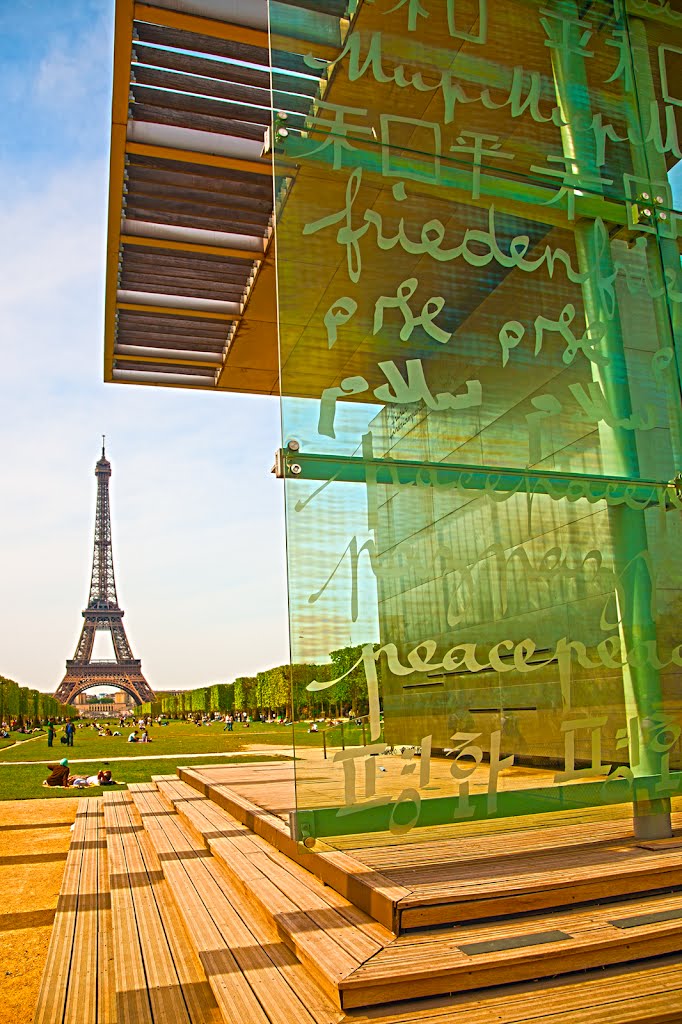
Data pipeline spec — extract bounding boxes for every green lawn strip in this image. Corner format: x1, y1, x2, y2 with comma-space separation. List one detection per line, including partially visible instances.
0, 754, 287, 801
0, 719, 365, 763
0, 732, 45, 750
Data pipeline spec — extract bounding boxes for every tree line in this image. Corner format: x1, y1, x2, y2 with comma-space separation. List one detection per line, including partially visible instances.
0, 676, 77, 727
137, 644, 380, 721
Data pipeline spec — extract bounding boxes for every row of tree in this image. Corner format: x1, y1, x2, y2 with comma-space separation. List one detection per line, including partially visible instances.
137, 644, 380, 721
0, 676, 77, 727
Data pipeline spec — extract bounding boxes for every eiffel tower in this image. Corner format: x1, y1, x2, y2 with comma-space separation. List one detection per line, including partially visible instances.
55, 442, 154, 706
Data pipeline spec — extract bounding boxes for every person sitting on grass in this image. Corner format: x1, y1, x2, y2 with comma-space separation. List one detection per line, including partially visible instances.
140, 728, 151, 743
43, 759, 70, 787
127, 729, 139, 742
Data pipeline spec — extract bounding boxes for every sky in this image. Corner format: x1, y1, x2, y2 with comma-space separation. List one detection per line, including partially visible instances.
0, 1, 289, 693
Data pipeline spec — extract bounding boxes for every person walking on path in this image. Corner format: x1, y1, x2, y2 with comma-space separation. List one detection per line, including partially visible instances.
46, 721, 54, 748
65, 721, 75, 747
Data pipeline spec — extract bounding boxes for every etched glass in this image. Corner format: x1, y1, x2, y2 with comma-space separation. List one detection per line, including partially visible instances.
269, 0, 682, 842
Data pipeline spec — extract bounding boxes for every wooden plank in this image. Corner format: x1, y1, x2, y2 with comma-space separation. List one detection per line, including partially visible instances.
117, 793, 222, 1024
112, 793, 193, 1024
129, 784, 321, 1023
134, 778, 682, 1021
160, 779, 393, 949
178, 767, 407, 931
342, 954, 682, 1024
103, 794, 153, 1024
398, 842, 682, 929
160, 777, 393, 959
135, 825, 223, 1024
176, 766, 682, 936
63, 800, 101, 1023
208, 833, 363, 993
340, 890, 682, 1009
190, 836, 345, 1024
96, 809, 116, 1024
159, 789, 332, 1024
33, 800, 90, 1024
329, 800, 682, 853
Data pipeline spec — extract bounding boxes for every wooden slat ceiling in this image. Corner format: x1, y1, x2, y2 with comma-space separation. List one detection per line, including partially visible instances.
105, 0, 343, 392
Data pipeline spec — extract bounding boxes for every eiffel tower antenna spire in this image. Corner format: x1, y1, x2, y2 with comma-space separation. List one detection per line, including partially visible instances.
55, 445, 154, 707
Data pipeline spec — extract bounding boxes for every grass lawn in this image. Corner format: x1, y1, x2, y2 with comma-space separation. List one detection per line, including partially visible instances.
0, 719, 366, 764
0, 754, 286, 801
0, 732, 45, 751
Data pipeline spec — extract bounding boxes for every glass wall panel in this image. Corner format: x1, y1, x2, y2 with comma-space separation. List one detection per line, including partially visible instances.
269, 0, 682, 843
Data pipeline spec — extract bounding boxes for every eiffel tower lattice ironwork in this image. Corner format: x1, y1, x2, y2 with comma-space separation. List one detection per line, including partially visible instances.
55, 443, 154, 706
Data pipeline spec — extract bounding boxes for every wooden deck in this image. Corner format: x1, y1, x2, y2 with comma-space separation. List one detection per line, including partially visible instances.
33, 768, 682, 1023
33, 798, 114, 1024
179, 761, 682, 933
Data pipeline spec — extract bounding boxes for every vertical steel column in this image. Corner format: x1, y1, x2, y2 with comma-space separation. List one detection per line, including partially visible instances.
547, 0, 671, 838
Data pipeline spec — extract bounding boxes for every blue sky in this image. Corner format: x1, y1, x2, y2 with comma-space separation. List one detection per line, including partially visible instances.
0, 1, 289, 692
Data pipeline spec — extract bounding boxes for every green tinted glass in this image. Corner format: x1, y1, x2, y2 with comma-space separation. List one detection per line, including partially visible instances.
269, 0, 682, 843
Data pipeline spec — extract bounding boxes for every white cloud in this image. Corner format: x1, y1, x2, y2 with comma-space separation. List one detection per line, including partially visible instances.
0, 159, 290, 693
34, 14, 111, 110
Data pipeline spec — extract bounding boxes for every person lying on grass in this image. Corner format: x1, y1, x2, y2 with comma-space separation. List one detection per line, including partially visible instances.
43, 761, 119, 788
70, 769, 117, 788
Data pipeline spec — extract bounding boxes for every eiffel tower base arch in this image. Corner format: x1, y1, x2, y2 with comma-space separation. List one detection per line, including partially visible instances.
55, 661, 155, 707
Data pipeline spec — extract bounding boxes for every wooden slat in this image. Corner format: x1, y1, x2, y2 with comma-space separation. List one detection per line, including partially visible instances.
398, 836, 682, 928
109, 792, 195, 1023
129, 784, 326, 1024
166, 816, 345, 1024
135, 828, 222, 1023
178, 766, 408, 931
103, 794, 153, 1024
63, 802, 100, 1023
113, 792, 223, 1024
96, 811, 116, 1024
340, 889, 682, 1009
342, 954, 682, 1024
175, 767, 682, 935
157, 777, 393, 953
33, 800, 105, 1024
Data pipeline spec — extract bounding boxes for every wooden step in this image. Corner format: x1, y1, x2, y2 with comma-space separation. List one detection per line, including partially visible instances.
102, 790, 222, 1024
176, 766, 409, 931
340, 889, 682, 1008
128, 782, 346, 1023
395, 827, 682, 929
33, 798, 114, 1024
343, 954, 682, 1024
32, 786, 682, 1024
152, 775, 682, 1011
178, 766, 682, 933
153, 776, 393, 1001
